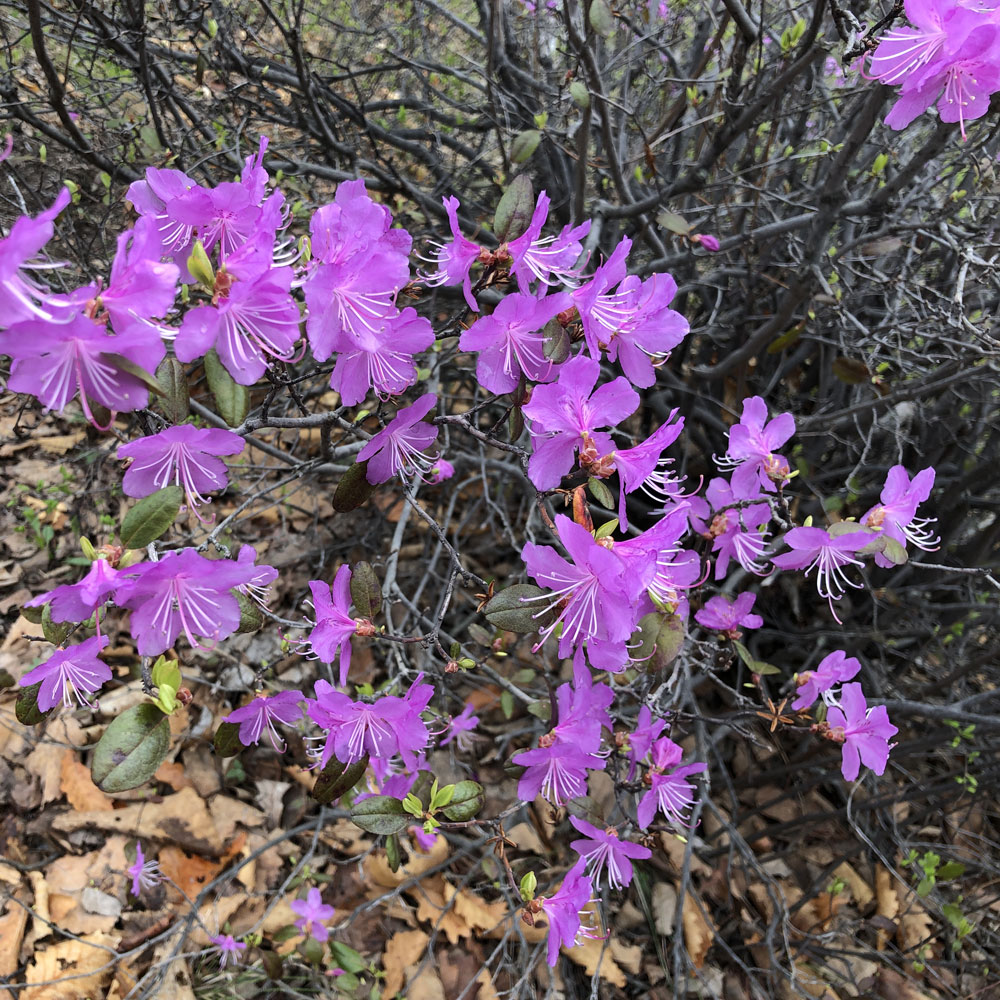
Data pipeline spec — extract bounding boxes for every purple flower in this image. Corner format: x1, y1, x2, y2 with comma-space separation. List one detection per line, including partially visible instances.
176, 266, 301, 385
791, 650, 861, 712
115, 549, 258, 655
236, 544, 278, 608
330, 306, 434, 405
704, 477, 771, 579
126, 166, 202, 264
305, 566, 362, 687
440, 702, 480, 750
625, 706, 667, 781
26, 558, 119, 629
693, 233, 720, 252
569, 816, 651, 890
420, 195, 482, 311
636, 737, 706, 830
718, 396, 795, 495
771, 526, 872, 624
290, 887, 336, 942
458, 291, 571, 394
523, 354, 639, 491
572, 237, 632, 360
428, 458, 455, 484
537, 859, 597, 966
223, 690, 305, 751
522, 514, 644, 671
694, 592, 763, 636
357, 393, 440, 484
118, 425, 245, 516
211, 933, 247, 968
825, 682, 898, 781
2, 314, 166, 428
0, 187, 71, 325
515, 739, 606, 806
20, 635, 112, 711
128, 842, 162, 897
862, 465, 938, 567
504, 191, 590, 290
307, 675, 432, 771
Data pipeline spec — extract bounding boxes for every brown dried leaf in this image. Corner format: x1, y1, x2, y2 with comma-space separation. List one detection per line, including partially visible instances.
682, 891, 715, 969
402, 964, 446, 1000
158, 847, 222, 902
22, 931, 117, 1000
896, 889, 933, 953
0, 889, 30, 982
60, 750, 113, 812
563, 909, 626, 987
875, 865, 899, 950
149, 941, 196, 1000
153, 760, 193, 792
382, 929, 429, 998
446, 884, 509, 934
834, 861, 874, 908
413, 876, 468, 944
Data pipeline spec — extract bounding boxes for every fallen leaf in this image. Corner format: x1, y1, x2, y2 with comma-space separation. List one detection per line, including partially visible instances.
896, 889, 933, 954
22, 931, 117, 1000
0, 889, 30, 988
148, 940, 196, 1000
834, 861, 874, 908
60, 751, 114, 812
652, 882, 677, 935
383, 929, 429, 998
563, 912, 626, 987
158, 847, 222, 902
153, 760, 193, 792
402, 964, 446, 1000
446, 884, 509, 934
413, 875, 468, 944
27, 871, 50, 939
365, 835, 449, 888
682, 891, 715, 969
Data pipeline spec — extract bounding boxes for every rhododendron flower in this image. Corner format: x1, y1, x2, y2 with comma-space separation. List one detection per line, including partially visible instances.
176, 266, 301, 385
235, 544, 278, 608
211, 934, 247, 968
718, 396, 795, 495
330, 306, 434, 405
514, 739, 606, 805
291, 888, 335, 942
569, 816, 651, 889
523, 354, 639, 490
504, 191, 590, 289
693, 233, 720, 251
128, 842, 162, 897
695, 592, 763, 636
792, 650, 861, 711
0, 187, 71, 325
126, 166, 202, 263
704, 477, 771, 578
20, 635, 112, 711
771, 526, 872, 624
26, 558, 120, 630
625, 706, 667, 781
1, 314, 166, 428
458, 291, 571, 393
636, 737, 706, 829
572, 237, 632, 359
115, 549, 259, 655
304, 565, 363, 687
862, 465, 938, 567
419, 195, 482, 310
522, 513, 646, 670
307, 675, 432, 771
223, 690, 305, 751
537, 860, 598, 966
118, 424, 245, 516
358, 393, 440, 484
825, 683, 898, 781
440, 702, 480, 750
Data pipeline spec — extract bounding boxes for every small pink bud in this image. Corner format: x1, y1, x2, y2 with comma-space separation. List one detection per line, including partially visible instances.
693, 233, 720, 252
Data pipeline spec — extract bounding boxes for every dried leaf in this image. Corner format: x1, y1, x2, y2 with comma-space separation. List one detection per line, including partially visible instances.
60, 750, 114, 812
0, 890, 30, 982
382, 929, 429, 999
682, 891, 715, 969
875, 864, 899, 950
22, 931, 117, 1000
563, 908, 626, 986
158, 847, 222, 901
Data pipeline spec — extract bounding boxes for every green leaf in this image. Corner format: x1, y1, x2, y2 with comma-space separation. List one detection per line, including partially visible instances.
832, 356, 870, 384
155, 357, 190, 423
385, 832, 402, 872
350, 561, 382, 619
542, 319, 570, 364
441, 780, 484, 822
16, 681, 52, 726
151, 656, 181, 693
350, 795, 409, 836
91, 703, 170, 792
234, 589, 264, 633
587, 476, 614, 509
204, 349, 250, 427
41, 604, 73, 647
402, 793, 423, 817
508, 405, 524, 442
494, 174, 535, 243
333, 460, 376, 512
483, 583, 553, 633
500, 690, 514, 719
634, 612, 685, 672
511, 130, 541, 165
520, 871, 537, 902
430, 782, 455, 811
569, 81, 590, 108
186, 239, 215, 289
120, 486, 182, 549
937, 861, 966, 881
656, 210, 692, 236
213, 721, 243, 758
311, 753, 369, 805
329, 941, 366, 974
594, 518, 618, 540
589, 0, 616, 36
859, 533, 909, 565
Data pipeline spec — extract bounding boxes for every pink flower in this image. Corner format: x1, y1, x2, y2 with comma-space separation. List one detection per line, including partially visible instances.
862, 465, 938, 567
718, 396, 795, 496
694, 592, 763, 637
20, 635, 112, 711
693, 233, 720, 251
569, 816, 651, 889
537, 860, 598, 966
291, 887, 336, 942
357, 393, 440, 484
636, 737, 706, 829
824, 683, 898, 781
791, 650, 861, 711
223, 690, 305, 751
211, 934, 247, 968
127, 842, 162, 897
304, 565, 361, 687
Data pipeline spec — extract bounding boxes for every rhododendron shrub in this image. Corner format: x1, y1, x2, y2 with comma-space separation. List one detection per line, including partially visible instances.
1, 134, 964, 983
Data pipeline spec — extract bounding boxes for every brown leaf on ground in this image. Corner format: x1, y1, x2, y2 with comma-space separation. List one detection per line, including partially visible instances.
896, 888, 933, 954
158, 847, 222, 902
833, 861, 874, 909
43, 837, 128, 936
382, 929, 430, 998
149, 940, 197, 1000
412, 876, 469, 945
22, 931, 117, 1000
153, 760, 193, 792
445, 883, 509, 934
0, 889, 30, 989
682, 891, 716, 969
60, 750, 113, 812
875, 865, 899, 950
565, 927, 628, 987
365, 834, 449, 888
